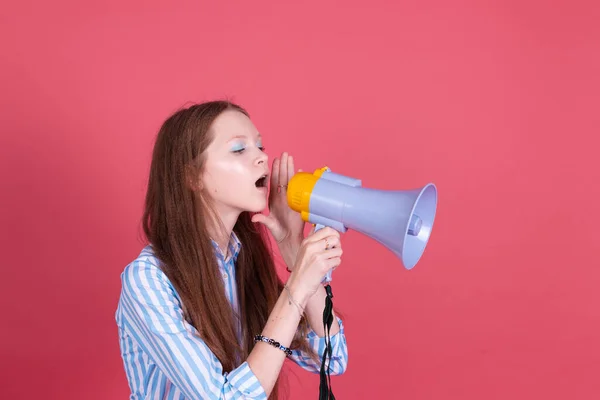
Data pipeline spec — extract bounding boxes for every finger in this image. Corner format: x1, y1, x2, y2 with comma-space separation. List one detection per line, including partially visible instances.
251, 213, 277, 232
271, 158, 280, 195
306, 226, 340, 242
320, 247, 343, 259
280, 152, 289, 185
311, 235, 341, 252
288, 154, 294, 181
323, 235, 341, 249
308, 237, 342, 255
325, 257, 342, 270
271, 157, 279, 181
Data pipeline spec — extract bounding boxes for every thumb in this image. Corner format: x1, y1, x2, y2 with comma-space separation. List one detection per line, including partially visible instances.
251, 213, 277, 232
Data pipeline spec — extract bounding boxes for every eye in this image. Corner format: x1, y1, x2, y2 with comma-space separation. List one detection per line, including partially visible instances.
231, 143, 246, 154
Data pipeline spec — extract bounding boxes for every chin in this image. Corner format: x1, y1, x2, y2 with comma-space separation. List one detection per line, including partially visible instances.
240, 188, 269, 213
244, 199, 268, 214
250, 201, 268, 213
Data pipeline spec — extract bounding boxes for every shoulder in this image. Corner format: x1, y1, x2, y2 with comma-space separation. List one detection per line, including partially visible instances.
117, 245, 190, 335
120, 245, 178, 301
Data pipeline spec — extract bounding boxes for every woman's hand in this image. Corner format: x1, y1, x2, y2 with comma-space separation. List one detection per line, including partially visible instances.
251, 152, 305, 269
286, 226, 343, 305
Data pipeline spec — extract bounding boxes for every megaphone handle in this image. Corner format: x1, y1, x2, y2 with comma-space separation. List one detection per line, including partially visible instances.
313, 223, 333, 284
323, 270, 333, 284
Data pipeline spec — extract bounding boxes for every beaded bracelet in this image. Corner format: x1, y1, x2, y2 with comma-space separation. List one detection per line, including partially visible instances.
253, 334, 292, 356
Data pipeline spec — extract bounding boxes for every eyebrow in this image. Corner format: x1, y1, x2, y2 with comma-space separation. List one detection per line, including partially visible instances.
228, 133, 262, 141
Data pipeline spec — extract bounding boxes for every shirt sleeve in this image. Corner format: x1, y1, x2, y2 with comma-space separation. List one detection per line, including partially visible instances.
287, 317, 349, 375
119, 259, 267, 400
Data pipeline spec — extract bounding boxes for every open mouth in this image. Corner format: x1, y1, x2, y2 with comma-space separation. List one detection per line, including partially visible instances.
255, 175, 268, 188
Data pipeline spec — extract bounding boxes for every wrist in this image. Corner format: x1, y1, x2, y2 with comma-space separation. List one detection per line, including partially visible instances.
284, 276, 312, 309
279, 236, 302, 271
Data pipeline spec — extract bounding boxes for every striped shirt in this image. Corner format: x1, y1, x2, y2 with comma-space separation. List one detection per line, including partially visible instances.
115, 233, 348, 399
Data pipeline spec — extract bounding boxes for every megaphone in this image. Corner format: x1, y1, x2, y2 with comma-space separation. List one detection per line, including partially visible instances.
287, 166, 438, 283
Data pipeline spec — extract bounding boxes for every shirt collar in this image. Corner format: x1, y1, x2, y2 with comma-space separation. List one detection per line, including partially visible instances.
210, 231, 242, 263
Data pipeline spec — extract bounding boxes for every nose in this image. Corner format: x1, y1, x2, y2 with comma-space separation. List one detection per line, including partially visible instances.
255, 148, 268, 166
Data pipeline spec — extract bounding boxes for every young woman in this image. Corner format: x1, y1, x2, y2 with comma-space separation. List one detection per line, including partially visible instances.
115, 100, 348, 399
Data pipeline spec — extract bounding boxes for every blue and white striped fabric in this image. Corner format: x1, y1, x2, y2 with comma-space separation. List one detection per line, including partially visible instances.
115, 232, 348, 399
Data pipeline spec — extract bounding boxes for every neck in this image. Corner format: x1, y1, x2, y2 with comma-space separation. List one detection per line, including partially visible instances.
208, 207, 240, 256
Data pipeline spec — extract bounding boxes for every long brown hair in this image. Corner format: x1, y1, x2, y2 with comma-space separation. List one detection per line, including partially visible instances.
142, 100, 316, 399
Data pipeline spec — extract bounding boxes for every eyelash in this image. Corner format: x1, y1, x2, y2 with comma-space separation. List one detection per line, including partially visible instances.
233, 146, 265, 154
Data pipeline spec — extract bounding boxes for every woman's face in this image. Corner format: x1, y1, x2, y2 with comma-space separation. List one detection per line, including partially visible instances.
200, 110, 270, 221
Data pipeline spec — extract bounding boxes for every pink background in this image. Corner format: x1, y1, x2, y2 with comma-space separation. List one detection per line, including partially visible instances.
2, 1, 599, 399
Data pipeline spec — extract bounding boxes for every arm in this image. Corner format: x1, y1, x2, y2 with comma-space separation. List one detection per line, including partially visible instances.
280, 244, 348, 375
120, 259, 305, 399
280, 241, 341, 337
286, 284, 349, 375
287, 318, 348, 375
